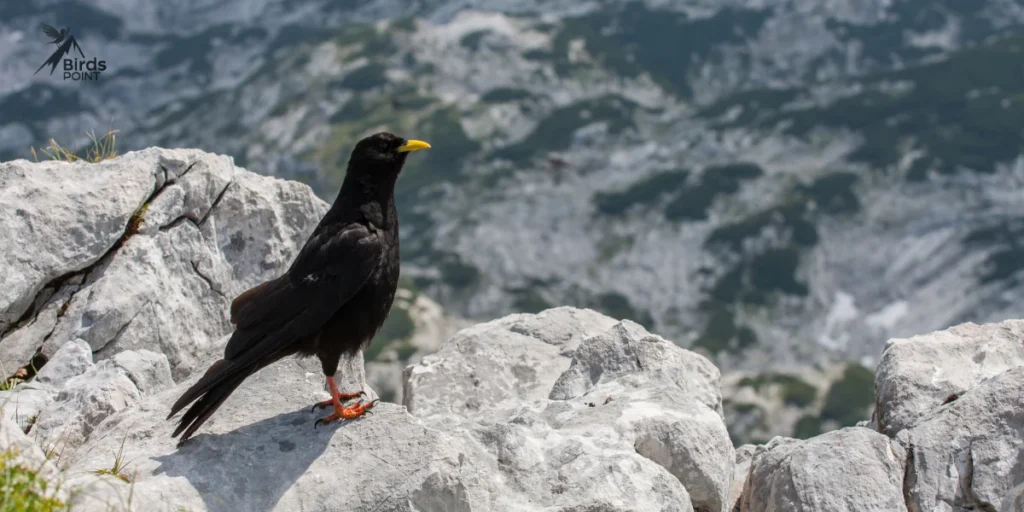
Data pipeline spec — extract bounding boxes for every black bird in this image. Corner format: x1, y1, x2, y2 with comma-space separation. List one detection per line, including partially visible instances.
40, 23, 69, 45
167, 132, 430, 443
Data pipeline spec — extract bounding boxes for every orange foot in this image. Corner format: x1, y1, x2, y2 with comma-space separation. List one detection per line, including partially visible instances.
310, 391, 365, 412
310, 375, 366, 412
313, 399, 379, 429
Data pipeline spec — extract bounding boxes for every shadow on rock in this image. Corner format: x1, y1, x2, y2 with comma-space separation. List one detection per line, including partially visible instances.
152, 406, 341, 512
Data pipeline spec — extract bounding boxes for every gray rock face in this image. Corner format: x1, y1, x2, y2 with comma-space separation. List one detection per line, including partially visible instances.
740, 428, 908, 512
30, 349, 173, 451
874, 320, 1024, 437
0, 157, 156, 333
33, 307, 731, 512
0, 383, 53, 432
33, 338, 95, 386
403, 307, 619, 416
63, 356, 464, 512
896, 366, 1024, 512
0, 148, 327, 379
406, 308, 734, 512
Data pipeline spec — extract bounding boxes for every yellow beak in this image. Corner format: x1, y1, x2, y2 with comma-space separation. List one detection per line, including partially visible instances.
397, 139, 431, 153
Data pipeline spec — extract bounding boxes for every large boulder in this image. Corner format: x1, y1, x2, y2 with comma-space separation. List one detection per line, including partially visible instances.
29, 348, 175, 451
405, 308, 735, 512
874, 320, 1024, 437
0, 148, 327, 380
49, 308, 737, 512
896, 366, 1024, 512
61, 356, 436, 512
739, 428, 907, 512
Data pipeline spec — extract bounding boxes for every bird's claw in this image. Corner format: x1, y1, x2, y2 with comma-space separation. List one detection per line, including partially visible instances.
312, 399, 378, 429
311, 390, 367, 412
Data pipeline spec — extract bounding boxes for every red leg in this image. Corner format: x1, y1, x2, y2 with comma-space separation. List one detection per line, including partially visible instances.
312, 376, 378, 427
311, 376, 365, 412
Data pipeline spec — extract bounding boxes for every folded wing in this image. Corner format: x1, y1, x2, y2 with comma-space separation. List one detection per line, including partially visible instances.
224, 221, 383, 363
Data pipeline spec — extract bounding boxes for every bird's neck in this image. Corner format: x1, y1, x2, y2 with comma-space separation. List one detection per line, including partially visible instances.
333, 171, 398, 219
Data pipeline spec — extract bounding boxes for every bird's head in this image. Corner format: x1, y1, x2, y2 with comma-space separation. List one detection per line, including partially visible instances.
346, 132, 430, 181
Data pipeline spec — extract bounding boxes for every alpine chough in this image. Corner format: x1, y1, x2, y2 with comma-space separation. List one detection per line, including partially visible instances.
167, 132, 430, 442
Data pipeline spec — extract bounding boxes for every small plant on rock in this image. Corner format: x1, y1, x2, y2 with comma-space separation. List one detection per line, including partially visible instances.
94, 437, 134, 484
30, 129, 119, 163
0, 449, 65, 512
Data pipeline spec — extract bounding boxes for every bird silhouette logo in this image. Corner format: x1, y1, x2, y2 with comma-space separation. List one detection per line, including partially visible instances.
35, 23, 85, 75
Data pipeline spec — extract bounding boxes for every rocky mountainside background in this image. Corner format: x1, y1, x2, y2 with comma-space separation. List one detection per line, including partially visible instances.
1, 151, 1022, 511
3, 0, 1024, 442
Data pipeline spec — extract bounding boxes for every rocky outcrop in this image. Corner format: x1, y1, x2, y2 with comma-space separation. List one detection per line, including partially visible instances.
740, 429, 908, 512
3, 150, 1024, 512
735, 320, 1024, 512
405, 308, 734, 512
873, 319, 1024, 437
0, 148, 327, 381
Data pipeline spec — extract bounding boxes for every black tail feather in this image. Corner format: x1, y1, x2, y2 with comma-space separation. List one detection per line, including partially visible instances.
168, 359, 251, 442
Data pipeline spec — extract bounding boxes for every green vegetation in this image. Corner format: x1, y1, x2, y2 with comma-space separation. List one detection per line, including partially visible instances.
793, 414, 822, 439
964, 219, 1024, 284
30, 129, 119, 163
594, 170, 689, 216
595, 162, 764, 220
706, 202, 817, 252
460, 30, 489, 51
511, 288, 554, 314
821, 363, 875, 426
549, 4, 770, 97
775, 33, 1024, 178
377, 307, 415, 345
824, 0, 992, 68
415, 107, 479, 183
589, 291, 654, 329
797, 172, 860, 215
750, 248, 807, 296
333, 24, 398, 58
699, 88, 800, 128
693, 307, 758, 355
493, 95, 639, 163
480, 88, 534, 104
700, 26, 1024, 182
0, 449, 65, 512
394, 340, 418, 361
390, 17, 418, 33
339, 63, 389, 92
596, 234, 635, 262
439, 254, 481, 290
664, 163, 764, 221
738, 373, 818, 408
94, 437, 133, 483
691, 167, 865, 357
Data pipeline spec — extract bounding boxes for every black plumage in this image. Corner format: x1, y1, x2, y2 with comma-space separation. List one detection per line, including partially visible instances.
167, 132, 430, 442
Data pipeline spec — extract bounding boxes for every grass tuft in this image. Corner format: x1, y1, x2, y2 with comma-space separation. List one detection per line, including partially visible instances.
93, 437, 134, 484
0, 449, 65, 512
31, 129, 119, 163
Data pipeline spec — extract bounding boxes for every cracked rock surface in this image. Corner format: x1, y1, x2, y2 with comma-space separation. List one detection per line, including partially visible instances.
405, 308, 734, 512
0, 148, 327, 380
